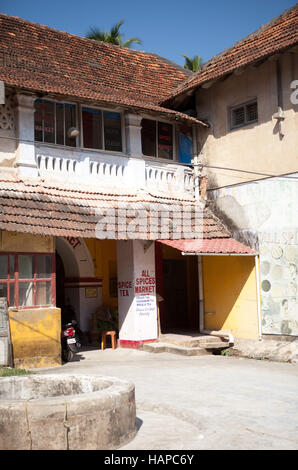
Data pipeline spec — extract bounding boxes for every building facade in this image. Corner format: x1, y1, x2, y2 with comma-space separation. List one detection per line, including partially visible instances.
3, 9, 295, 367
163, 6, 298, 341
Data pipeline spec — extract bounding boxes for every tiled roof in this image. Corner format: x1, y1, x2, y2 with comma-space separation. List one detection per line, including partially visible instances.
162, 5, 298, 105
0, 14, 206, 126
0, 177, 230, 240
158, 238, 256, 254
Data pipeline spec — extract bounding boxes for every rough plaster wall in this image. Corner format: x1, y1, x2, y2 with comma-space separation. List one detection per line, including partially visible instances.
209, 175, 298, 336
0, 91, 17, 169
8, 307, 61, 369
0, 231, 54, 253
196, 53, 298, 190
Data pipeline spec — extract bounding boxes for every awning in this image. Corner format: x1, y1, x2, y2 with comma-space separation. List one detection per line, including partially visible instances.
157, 238, 257, 255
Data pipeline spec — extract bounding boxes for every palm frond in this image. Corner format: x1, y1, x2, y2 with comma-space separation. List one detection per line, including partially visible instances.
86, 27, 108, 42
122, 37, 142, 48
182, 54, 202, 72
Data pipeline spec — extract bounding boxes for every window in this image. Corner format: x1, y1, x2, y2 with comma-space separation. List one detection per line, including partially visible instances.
0, 254, 55, 308
82, 108, 122, 152
230, 100, 258, 130
141, 119, 174, 160
35, 99, 77, 147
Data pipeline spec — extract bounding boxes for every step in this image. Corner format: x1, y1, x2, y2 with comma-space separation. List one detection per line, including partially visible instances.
159, 334, 229, 349
202, 341, 230, 349
142, 342, 210, 357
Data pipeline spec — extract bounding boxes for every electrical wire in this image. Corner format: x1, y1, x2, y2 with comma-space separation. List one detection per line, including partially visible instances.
0, 134, 297, 182
202, 164, 298, 180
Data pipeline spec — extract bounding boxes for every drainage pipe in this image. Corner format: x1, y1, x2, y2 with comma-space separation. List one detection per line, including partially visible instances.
255, 254, 263, 341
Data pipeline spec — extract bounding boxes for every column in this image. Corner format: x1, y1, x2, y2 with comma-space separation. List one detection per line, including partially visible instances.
125, 112, 145, 189
117, 240, 158, 347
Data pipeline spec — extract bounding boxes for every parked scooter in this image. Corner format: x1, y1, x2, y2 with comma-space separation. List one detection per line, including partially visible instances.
61, 320, 78, 362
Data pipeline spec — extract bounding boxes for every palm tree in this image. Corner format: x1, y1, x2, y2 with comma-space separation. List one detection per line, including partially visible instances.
86, 20, 142, 49
182, 55, 202, 72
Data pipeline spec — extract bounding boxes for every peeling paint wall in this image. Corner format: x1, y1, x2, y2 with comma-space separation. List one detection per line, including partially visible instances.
0, 90, 17, 172
196, 52, 298, 189
8, 307, 61, 368
209, 175, 298, 336
0, 230, 55, 253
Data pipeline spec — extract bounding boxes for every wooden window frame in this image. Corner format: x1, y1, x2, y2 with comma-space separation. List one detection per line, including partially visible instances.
141, 118, 175, 161
229, 99, 258, 131
34, 99, 78, 147
81, 105, 124, 153
0, 253, 56, 309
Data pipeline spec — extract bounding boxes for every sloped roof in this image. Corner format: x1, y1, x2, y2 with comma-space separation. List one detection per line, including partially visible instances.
0, 14, 206, 125
162, 5, 298, 105
0, 177, 230, 240
158, 238, 256, 255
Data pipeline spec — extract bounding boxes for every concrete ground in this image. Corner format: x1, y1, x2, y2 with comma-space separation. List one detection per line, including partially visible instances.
33, 347, 298, 450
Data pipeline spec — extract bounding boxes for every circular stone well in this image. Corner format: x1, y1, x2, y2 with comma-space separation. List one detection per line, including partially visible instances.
0, 374, 136, 450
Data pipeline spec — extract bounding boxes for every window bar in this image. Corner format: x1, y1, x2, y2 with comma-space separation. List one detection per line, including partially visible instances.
63, 104, 66, 146
54, 102, 57, 145
156, 121, 158, 158
51, 253, 56, 306
7, 254, 10, 306
15, 254, 19, 308
33, 255, 37, 306
42, 101, 45, 143
101, 110, 105, 150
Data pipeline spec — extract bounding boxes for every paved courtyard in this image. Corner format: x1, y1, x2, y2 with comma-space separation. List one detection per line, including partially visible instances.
34, 347, 298, 450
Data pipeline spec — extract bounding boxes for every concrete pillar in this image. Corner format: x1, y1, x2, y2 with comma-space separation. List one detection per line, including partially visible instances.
15, 93, 38, 177
125, 112, 145, 189
125, 112, 143, 159
117, 240, 158, 348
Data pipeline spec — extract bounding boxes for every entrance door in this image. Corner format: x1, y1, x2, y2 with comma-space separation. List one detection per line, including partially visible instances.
162, 259, 188, 332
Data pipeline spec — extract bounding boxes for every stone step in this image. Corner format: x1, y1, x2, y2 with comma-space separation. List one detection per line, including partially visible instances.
143, 342, 216, 356
159, 334, 229, 349
142, 338, 230, 357
202, 341, 230, 349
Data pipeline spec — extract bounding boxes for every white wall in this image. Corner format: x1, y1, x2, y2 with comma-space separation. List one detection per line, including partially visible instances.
117, 240, 157, 344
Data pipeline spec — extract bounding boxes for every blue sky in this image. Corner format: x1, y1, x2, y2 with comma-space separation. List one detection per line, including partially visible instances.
0, 0, 296, 67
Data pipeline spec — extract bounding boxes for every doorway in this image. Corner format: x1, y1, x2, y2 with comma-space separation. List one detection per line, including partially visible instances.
156, 242, 199, 334
163, 259, 188, 331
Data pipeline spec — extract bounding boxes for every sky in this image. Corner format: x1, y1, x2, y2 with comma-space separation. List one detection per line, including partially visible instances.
0, 0, 296, 67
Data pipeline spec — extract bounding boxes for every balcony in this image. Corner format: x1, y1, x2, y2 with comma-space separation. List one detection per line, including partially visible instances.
35, 144, 194, 197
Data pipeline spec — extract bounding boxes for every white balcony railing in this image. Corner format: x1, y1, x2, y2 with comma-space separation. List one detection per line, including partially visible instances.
35, 145, 194, 197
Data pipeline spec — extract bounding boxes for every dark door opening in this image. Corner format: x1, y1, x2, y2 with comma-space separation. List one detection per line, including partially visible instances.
56, 251, 77, 325
163, 259, 188, 332
155, 241, 200, 335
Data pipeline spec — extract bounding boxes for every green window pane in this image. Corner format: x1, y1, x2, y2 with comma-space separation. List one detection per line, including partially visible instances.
36, 255, 52, 279
19, 255, 33, 280
0, 255, 8, 279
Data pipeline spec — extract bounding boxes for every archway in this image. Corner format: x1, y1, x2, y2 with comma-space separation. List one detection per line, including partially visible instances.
55, 237, 102, 333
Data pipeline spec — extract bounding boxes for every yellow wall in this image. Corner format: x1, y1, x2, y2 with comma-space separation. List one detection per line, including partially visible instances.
9, 307, 61, 369
202, 256, 259, 339
85, 239, 118, 307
